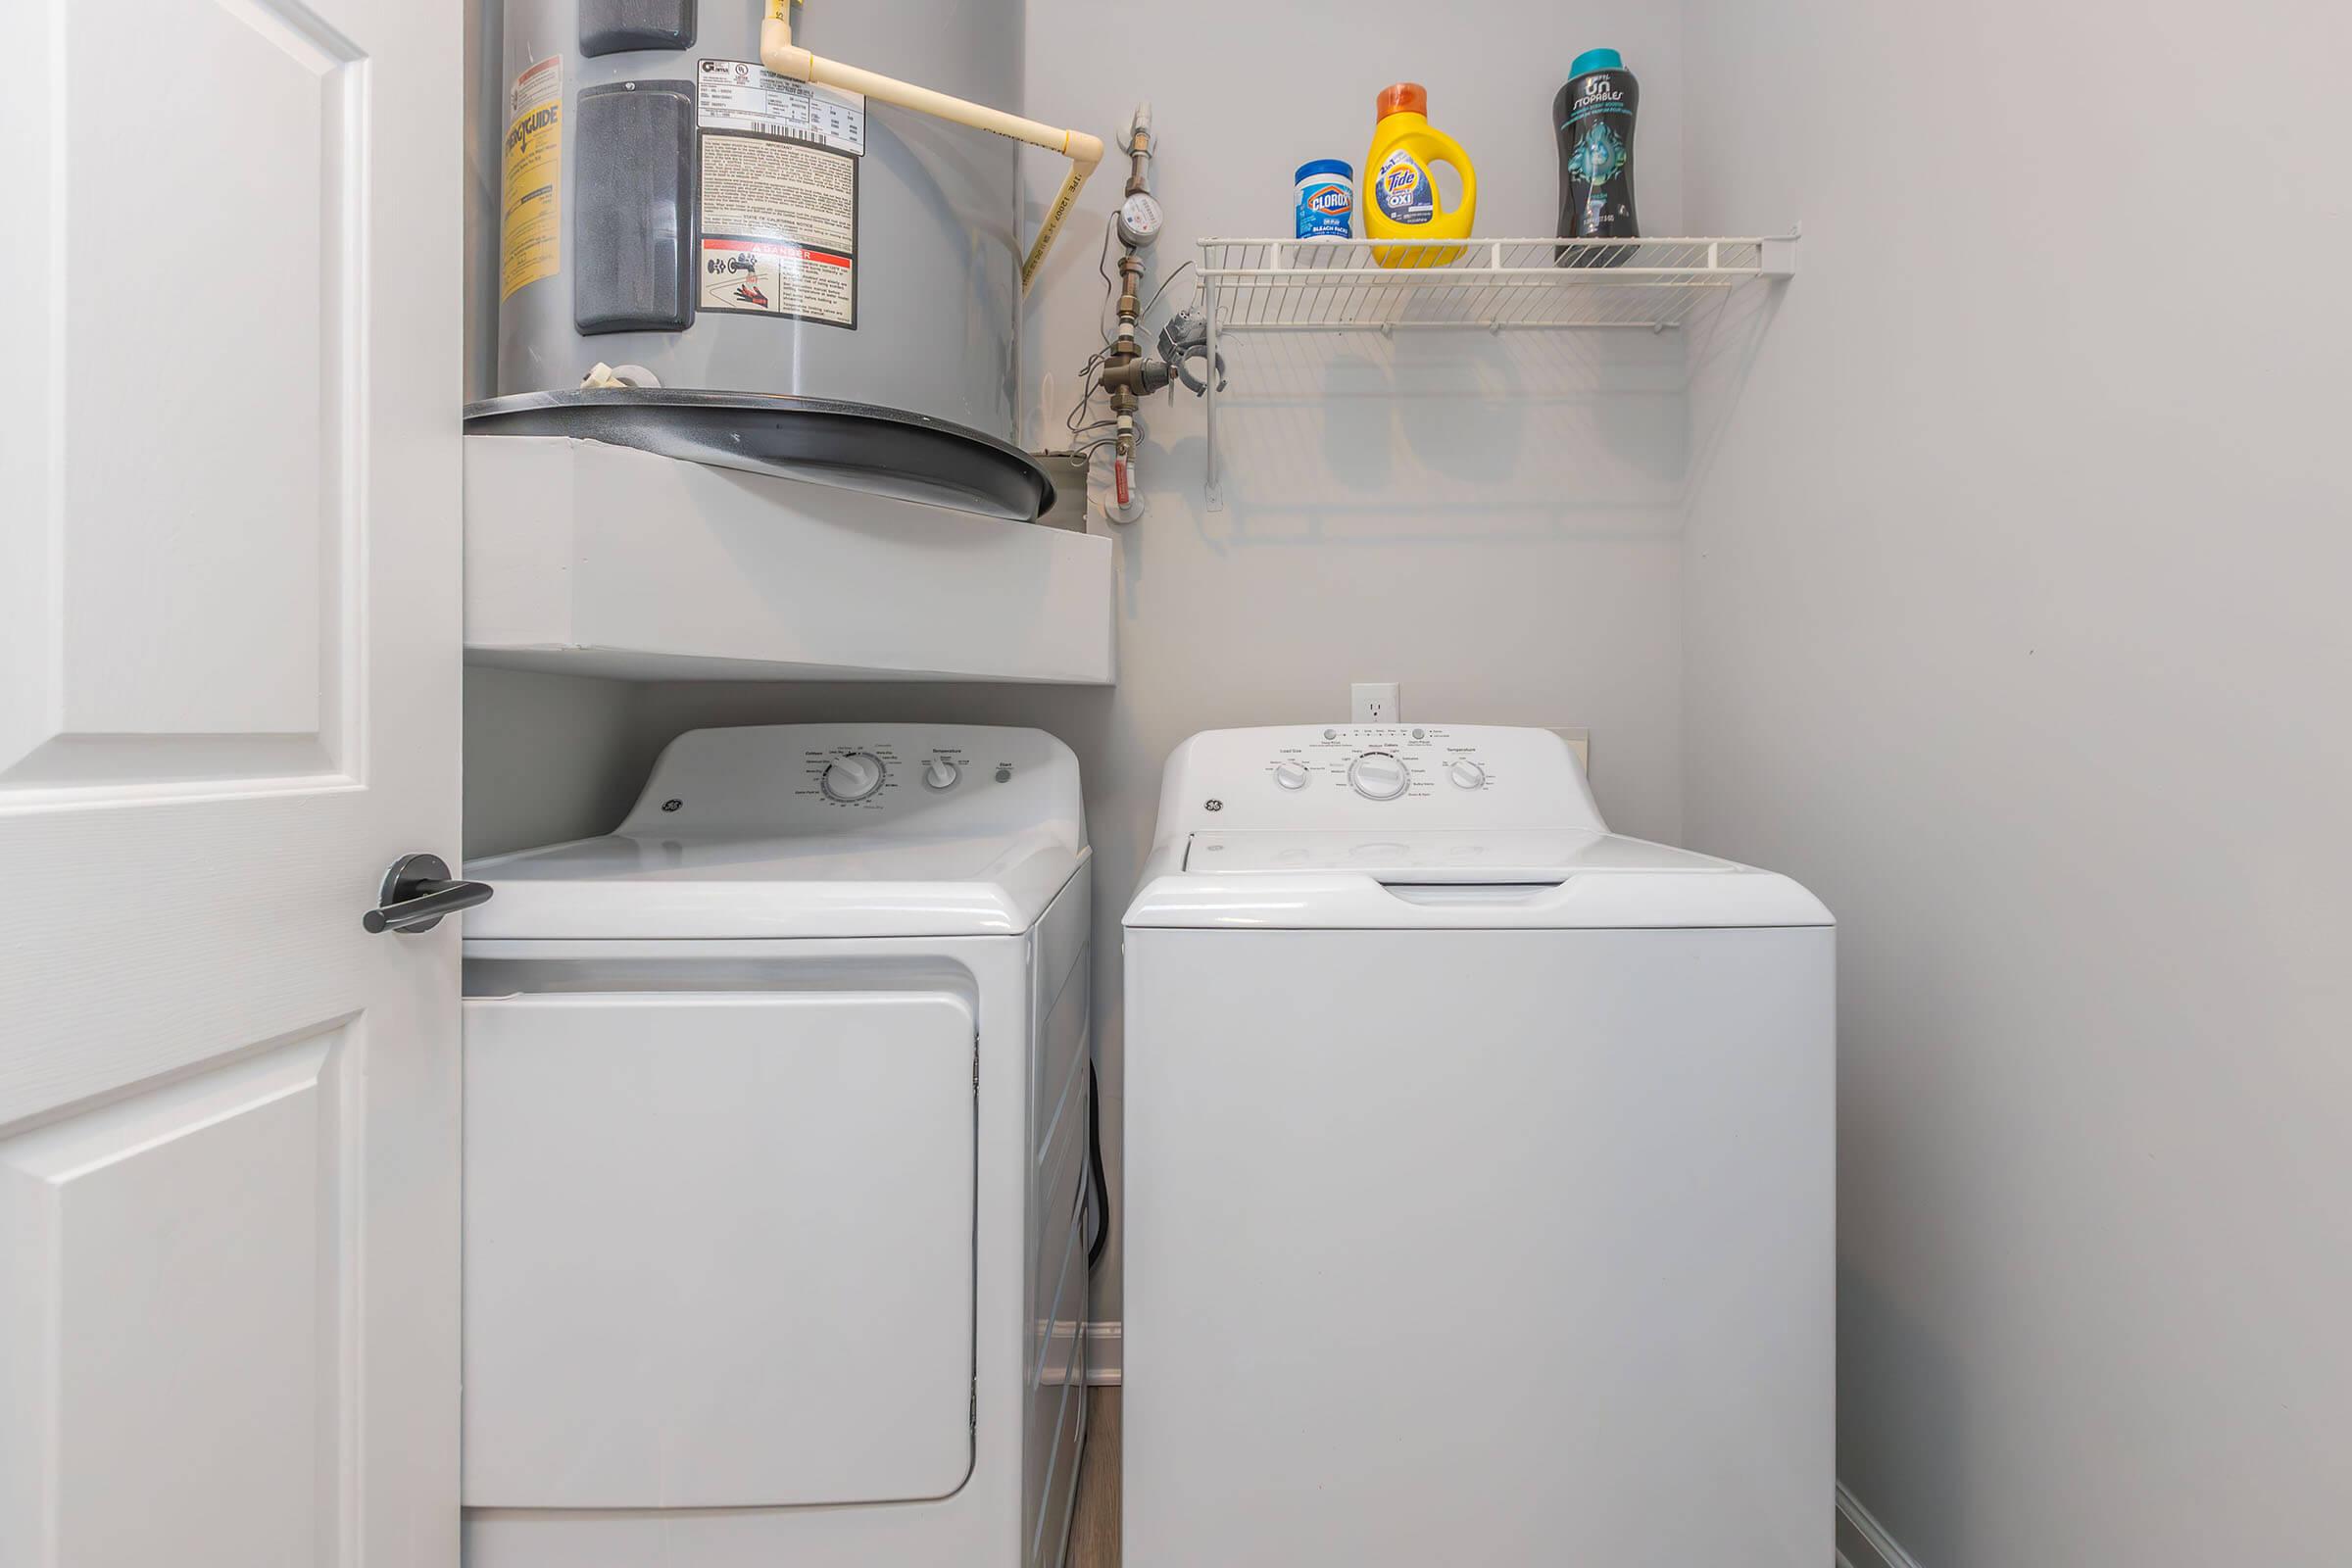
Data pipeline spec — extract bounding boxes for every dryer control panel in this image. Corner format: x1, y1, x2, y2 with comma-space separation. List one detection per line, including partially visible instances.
614, 723, 1087, 845
1150, 725, 1604, 836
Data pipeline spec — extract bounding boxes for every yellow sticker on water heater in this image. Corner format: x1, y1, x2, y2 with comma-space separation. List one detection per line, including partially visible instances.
501, 56, 562, 300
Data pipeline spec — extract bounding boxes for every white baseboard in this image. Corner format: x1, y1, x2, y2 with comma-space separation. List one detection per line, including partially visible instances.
1836, 1484, 1921, 1568
1081, 1321, 1121, 1385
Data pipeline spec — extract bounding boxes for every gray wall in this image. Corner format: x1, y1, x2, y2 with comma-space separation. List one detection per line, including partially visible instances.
467, 0, 1699, 1324
464, 668, 644, 858
1680, 2, 2352, 1562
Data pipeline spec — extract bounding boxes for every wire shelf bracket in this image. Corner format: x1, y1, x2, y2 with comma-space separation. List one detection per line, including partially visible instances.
1196, 233, 1797, 508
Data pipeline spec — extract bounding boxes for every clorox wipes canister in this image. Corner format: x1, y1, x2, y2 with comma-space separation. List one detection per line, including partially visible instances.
1295, 159, 1357, 240
1364, 82, 1477, 268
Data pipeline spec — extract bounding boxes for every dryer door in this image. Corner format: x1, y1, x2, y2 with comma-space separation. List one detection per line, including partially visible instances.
462, 990, 976, 1507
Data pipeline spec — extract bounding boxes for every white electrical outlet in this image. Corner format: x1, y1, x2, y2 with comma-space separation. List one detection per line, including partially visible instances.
1351, 682, 1400, 723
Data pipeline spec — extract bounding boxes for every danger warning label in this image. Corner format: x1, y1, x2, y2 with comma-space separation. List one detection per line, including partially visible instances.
699, 131, 858, 328
701, 238, 855, 326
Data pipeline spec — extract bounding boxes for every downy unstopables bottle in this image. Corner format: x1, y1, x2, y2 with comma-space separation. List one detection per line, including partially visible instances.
1554, 48, 1639, 268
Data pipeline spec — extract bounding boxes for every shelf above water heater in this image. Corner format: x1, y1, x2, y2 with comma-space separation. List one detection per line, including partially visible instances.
1195, 234, 1797, 505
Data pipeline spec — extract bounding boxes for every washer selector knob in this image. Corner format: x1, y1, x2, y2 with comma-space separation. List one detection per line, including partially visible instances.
1448, 760, 1487, 790
1272, 760, 1310, 791
1348, 752, 1412, 801
819, 751, 887, 803
922, 758, 959, 791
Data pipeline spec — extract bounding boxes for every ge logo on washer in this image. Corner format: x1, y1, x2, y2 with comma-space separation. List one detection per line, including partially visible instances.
1204, 799, 1223, 811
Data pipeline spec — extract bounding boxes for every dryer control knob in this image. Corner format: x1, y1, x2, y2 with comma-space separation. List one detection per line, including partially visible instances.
1448, 760, 1487, 790
820, 751, 887, 803
922, 758, 959, 791
1273, 761, 1310, 791
1348, 752, 1411, 801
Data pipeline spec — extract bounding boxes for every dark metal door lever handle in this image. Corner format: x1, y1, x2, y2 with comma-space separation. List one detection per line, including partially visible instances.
364, 853, 493, 934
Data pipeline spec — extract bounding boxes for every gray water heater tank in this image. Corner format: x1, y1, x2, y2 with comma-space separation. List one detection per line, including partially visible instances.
478, 0, 1051, 518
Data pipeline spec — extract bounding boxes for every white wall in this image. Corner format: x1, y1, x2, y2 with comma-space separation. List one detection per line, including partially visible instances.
1680, 2, 2352, 1562
1021, 0, 1692, 1321
466, 0, 1700, 1323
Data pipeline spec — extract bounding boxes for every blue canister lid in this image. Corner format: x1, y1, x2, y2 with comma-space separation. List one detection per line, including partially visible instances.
1570, 48, 1623, 75
1296, 158, 1353, 182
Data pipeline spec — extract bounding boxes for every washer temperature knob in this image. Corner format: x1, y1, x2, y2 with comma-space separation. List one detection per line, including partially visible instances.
922, 758, 960, 791
1272, 761, 1310, 791
819, 751, 887, 803
1348, 752, 1412, 801
1448, 760, 1487, 790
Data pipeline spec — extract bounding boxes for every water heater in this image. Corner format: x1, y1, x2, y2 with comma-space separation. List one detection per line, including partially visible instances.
474, 0, 1052, 518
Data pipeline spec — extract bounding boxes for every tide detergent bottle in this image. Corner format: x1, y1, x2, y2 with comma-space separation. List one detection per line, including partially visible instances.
1364, 82, 1477, 268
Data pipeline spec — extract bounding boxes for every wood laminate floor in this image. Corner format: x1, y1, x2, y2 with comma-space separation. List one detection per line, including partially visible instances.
1066, 1388, 1120, 1567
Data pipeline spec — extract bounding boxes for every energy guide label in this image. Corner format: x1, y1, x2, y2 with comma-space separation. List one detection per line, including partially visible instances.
700, 133, 858, 328
696, 59, 864, 154
499, 55, 562, 299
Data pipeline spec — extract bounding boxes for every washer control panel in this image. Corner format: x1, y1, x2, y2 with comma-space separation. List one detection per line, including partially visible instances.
1259, 727, 1503, 805
1154, 725, 1603, 834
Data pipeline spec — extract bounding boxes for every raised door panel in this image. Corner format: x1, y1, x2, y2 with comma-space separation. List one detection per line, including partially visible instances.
0, 1032, 353, 1568
2, 0, 365, 796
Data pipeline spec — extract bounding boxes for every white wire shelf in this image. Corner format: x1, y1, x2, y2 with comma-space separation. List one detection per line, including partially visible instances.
1195, 234, 1796, 505
1200, 236, 1793, 332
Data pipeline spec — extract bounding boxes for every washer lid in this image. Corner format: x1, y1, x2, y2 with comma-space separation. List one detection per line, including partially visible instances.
466, 827, 1085, 941
1126, 830, 1830, 931
1184, 828, 1732, 878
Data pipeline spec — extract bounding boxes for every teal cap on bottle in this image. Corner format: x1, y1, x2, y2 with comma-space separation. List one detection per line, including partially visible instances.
1570, 47, 1623, 75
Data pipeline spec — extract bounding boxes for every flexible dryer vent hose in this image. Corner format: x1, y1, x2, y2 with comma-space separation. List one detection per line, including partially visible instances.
760, 0, 1104, 291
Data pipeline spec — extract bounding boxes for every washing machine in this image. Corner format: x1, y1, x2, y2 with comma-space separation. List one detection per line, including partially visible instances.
459, 724, 1093, 1568
1121, 725, 1835, 1567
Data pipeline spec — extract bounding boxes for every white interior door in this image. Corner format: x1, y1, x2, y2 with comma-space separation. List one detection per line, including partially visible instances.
0, 2, 462, 1565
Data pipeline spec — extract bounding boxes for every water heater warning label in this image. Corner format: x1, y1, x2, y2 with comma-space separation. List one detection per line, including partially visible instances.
499, 56, 562, 299
699, 133, 858, 328
696, 59, 863, 155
